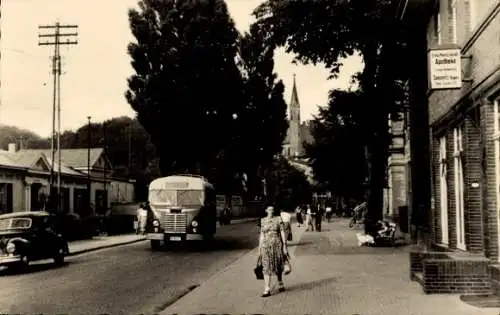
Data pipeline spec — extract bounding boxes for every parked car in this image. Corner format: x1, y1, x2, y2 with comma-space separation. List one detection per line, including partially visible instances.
0, 211, 69, 269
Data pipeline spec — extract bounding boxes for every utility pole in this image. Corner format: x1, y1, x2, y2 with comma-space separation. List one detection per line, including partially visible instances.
87, 116, 92, 215
38, 22, 78, 213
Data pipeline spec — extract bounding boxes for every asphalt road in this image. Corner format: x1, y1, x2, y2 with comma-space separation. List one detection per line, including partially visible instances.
0, 220, 260, 315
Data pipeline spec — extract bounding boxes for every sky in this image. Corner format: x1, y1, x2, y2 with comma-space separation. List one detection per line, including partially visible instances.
0, 0, 363, 137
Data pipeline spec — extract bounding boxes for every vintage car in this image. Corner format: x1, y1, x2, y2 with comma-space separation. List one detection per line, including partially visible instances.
0, 211, 69, 269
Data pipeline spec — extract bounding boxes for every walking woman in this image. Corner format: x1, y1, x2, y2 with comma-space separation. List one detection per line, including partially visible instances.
258, 205, 289, 297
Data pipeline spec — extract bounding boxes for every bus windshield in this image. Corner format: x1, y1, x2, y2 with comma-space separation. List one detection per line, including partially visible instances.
149, 189, 204, 207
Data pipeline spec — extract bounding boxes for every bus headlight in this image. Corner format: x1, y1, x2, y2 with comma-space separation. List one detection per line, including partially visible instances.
6, 242, 16, 254
191, 221, 198, 227
153, 220, 160, 227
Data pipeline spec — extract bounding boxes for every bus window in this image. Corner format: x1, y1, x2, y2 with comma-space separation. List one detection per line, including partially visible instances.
149, 189, 176, 205
177, 190, 203, 207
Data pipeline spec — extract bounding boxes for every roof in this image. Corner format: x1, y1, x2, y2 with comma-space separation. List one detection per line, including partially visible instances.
0, 150, 86, 176
20, 148, 104, 168
0, 211, 50, 219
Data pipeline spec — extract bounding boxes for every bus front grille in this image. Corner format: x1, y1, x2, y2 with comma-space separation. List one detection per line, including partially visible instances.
162, 213, 187, 233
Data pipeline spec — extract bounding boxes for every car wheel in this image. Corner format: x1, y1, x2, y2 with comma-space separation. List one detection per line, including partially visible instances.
150, 240, 161, 251
54, 247, 65, 265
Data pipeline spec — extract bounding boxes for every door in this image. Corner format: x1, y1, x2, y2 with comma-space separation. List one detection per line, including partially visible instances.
453, 127, 466, 250
439, 136, 449, 245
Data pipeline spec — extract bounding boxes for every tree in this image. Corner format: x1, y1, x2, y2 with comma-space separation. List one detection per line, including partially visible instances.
265, 157, 312, 209
125, 0, 245, 185
0, 125, 49, 150
305, 89, 368, 203
253, 0, 411, 226
238, 23, 288, 197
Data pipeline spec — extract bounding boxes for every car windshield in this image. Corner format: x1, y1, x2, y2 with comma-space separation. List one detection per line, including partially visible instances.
0, 218, 32, 230
149, 189, 203, 207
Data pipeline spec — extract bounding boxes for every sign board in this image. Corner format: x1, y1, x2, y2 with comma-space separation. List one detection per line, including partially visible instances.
428, 48, 462, 89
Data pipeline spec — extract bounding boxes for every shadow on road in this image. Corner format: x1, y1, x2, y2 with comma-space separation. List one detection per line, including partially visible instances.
0, 261, 71, 277
284, 276, 338, 292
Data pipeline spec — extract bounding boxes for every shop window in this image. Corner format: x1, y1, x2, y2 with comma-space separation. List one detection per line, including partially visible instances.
439, 136, 449, 245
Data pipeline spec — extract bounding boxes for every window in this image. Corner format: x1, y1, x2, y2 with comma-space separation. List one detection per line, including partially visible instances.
449, 0, 458, 44
465, 0, 476, 33
439, 136, 449, 245
0, 183, 13, 214
453, 126, 466, 250
435, 12, 442, 44
149, 189, 203, 207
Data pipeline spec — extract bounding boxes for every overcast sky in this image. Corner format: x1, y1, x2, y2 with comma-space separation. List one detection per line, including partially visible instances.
0, 0, 363, 137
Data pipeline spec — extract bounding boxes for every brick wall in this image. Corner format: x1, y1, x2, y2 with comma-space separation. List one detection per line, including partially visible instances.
423, 258, 491, 294
482, 101, 499, 261
463, 116, 484, 253
446, 130, 457, 249
428, 1, 500, 124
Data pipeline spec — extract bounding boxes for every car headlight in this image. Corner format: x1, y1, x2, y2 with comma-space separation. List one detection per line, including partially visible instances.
153, 220, 160, 227
191, 221, 198, 227
6, 242, 16, 254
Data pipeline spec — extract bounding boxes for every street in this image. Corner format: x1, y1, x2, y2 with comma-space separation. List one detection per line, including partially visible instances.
0, 221, 259, 315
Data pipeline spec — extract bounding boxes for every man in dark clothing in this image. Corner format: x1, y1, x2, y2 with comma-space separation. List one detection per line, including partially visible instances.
315, 205, 324, 232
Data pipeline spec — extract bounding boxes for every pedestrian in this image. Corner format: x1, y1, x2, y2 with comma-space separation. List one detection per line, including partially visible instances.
257, 205, 289, 297
137, 203, 148, 235
295, 206, 303, 227
325, 204, 333, 222
280, 210, 292, 241
305, 204, 314, 231
315, 204, 323, 232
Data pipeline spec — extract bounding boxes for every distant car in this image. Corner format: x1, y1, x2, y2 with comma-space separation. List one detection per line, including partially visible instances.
0, 211, 69, 269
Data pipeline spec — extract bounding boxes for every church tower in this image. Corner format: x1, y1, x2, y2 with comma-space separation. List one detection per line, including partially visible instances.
283, 74, 303, 158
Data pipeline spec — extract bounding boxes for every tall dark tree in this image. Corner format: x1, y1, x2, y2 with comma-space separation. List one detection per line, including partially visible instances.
305, 89, 368, 203
238, 23, 288, 197
253, 0, 411, 226
125, 0, 245, 184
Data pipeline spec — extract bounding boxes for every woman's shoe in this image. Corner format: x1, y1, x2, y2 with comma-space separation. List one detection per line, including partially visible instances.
278, 283, 285, 292
261, 290, 271, 297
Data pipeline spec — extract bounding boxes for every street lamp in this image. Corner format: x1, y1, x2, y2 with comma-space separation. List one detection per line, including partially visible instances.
87, 116, 92, 215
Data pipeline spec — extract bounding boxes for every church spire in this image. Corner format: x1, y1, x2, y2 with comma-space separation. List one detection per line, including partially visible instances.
290, 74, 300, 110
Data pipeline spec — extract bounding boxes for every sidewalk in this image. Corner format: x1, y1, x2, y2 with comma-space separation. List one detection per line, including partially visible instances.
68, 234, 146, 256
161, 219, 500, 315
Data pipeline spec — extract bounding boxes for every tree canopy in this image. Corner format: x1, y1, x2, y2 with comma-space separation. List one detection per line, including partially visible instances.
126, 0, 244, 180
125, 0, 292, 199
253, 0, 412, 222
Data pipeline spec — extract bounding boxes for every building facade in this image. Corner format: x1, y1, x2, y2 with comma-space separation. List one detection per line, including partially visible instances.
0, 144, 135, 216
407, 0, 500, 296
385, 113, 409, 221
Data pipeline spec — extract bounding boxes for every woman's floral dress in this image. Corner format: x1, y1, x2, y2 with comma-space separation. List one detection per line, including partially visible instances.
259, 216, 285, 275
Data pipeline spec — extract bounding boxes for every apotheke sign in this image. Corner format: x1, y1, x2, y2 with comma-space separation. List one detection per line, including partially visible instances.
428, 48, 462, 89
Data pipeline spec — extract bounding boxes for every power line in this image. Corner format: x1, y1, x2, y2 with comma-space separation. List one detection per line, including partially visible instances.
38, 22, 78, 213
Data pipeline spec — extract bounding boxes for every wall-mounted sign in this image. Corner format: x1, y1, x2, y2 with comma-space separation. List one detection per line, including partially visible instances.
428, 48, 462, 89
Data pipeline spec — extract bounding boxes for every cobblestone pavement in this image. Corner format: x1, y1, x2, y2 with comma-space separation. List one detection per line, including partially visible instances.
162, 218, 500, 315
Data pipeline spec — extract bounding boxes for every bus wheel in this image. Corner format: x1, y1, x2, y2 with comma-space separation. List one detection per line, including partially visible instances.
150, 240, 161, 251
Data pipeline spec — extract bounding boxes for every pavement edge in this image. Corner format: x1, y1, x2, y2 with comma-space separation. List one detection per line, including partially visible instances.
68, 237, 147, 256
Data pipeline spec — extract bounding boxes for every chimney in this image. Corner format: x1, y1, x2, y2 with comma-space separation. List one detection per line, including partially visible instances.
8, 143, 17, 153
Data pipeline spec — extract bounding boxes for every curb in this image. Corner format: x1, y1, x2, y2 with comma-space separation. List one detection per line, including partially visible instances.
67, 237, 147, 256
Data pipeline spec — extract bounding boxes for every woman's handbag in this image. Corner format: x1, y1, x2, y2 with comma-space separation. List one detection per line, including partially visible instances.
283, 253, 292, 275
254, 254, 264, 280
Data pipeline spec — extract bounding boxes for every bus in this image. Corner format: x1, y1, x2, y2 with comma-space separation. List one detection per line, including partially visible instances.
145, 175, 217, 250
